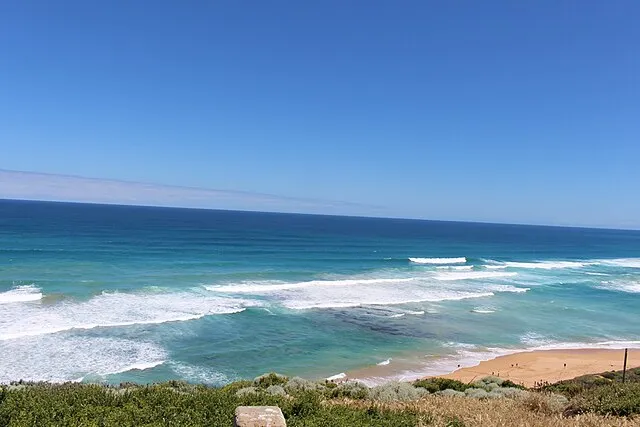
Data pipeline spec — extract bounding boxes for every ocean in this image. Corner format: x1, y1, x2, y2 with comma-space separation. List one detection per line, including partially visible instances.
1, 199, 639, 385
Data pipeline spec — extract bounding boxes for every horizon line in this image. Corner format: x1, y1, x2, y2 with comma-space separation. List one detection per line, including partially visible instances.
2, 197, 638, 233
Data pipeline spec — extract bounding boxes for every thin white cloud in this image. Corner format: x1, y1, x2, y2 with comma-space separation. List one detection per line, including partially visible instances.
0, 169, 381, 216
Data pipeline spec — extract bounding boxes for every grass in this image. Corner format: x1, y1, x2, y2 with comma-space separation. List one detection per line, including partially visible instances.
539, 367, 640, 397
1, 369, 639, 426
537, 366, 640, 417
0, 381, 424, 427
344, 395, 640, 427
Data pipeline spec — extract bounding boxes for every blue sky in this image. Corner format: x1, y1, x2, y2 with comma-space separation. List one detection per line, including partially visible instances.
1, 1, 639, 228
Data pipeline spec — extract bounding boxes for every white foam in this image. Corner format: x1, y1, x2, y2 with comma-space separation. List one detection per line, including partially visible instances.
383, 308, 425, 318
206, 278, 416, 293
436, 265, 474, 271
434, 271, 518, 281
585, 272, 608, 276
520, 331, 550, 346
502, 261, 588, 270
283, 291, 497, 310
409, 257, 467, 265
168, 362, 233, 385
485, 265, 507, 270
326, 372, 347, 381
377, 358, 392, 366
597, 258, 640, 268
211, 270, 527, 311
0, 290, 254, 341
0, 285, 43, 304
225, 272, 529, 310
490, 285, 529, 293
597, 280, 640, 294
108, 360, 166, 375
0, 335, 166, 383
471, 307, 496, 314
525, 338, 640, 352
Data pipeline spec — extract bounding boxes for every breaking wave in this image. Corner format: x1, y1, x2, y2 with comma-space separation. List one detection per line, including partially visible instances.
0, 335, 166, 383
206, 270, 527, 310
471, 307, 496, 314
597, 258, 640, 269
0, 285, 43, 304
500, 261, 589, 270
597, 280, 640, 294
0, 290, 253, 341
326, 372, 347, 381
409, 257, 467, 265
434, 271, 518, 281
206, 278, 416, 293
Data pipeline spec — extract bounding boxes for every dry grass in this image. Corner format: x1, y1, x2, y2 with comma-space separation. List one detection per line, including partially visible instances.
336, 394, 640, 427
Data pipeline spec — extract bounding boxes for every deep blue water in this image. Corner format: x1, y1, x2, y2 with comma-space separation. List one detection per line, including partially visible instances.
1, 199, 639, 384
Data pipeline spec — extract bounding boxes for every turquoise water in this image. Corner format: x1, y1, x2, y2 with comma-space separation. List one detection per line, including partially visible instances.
1, 199, 639, 385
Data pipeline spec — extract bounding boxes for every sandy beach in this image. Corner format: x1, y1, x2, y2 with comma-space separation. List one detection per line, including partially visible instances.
440, 348, 639, 387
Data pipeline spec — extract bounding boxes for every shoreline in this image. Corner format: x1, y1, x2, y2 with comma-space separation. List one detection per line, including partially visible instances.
345, 347, 639, 387
440, 348, 639, 387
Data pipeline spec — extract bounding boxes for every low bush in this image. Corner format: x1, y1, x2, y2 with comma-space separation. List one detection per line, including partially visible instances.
465, 388, 490, 399
235, 386, 259, 397
519, 391, 568, 415
253, 372, 289, 388
413, 378, 471, 393
330, 381, 369, 399
473, 376, 504, 387
367, 382, 427, 402
565, 383, 640, 417
486, 387, 528, 399
500, 379, 525, 390
284, 376, 323, 394
266, 385, 287, 397
435, 389, 466, 397
539, 367, 640, 398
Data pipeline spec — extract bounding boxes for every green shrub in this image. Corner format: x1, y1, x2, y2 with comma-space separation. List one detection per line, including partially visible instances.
519, 391, 568, 415
539, 366, 640, 398
541, 381, 585, 398
435, 389, 466, 397
285, 377, 323, 394
413, 378, 471, 393
565, 383, 640, 417
487, 387, 528, 399
368, 382, 427, 402
500, 379, 525, 389
266, 385, 287, 397
287, 403, 423, 427
253, 372, 289, 388
464, 388, 489, 399
330, 381, 369, 399
287, 391, 322, 418
0, 381, 422, 427
476, 376, 504, 386
235, 386, 259, 397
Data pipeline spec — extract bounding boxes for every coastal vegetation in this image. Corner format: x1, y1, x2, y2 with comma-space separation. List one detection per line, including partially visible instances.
0, 368, 638, 426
